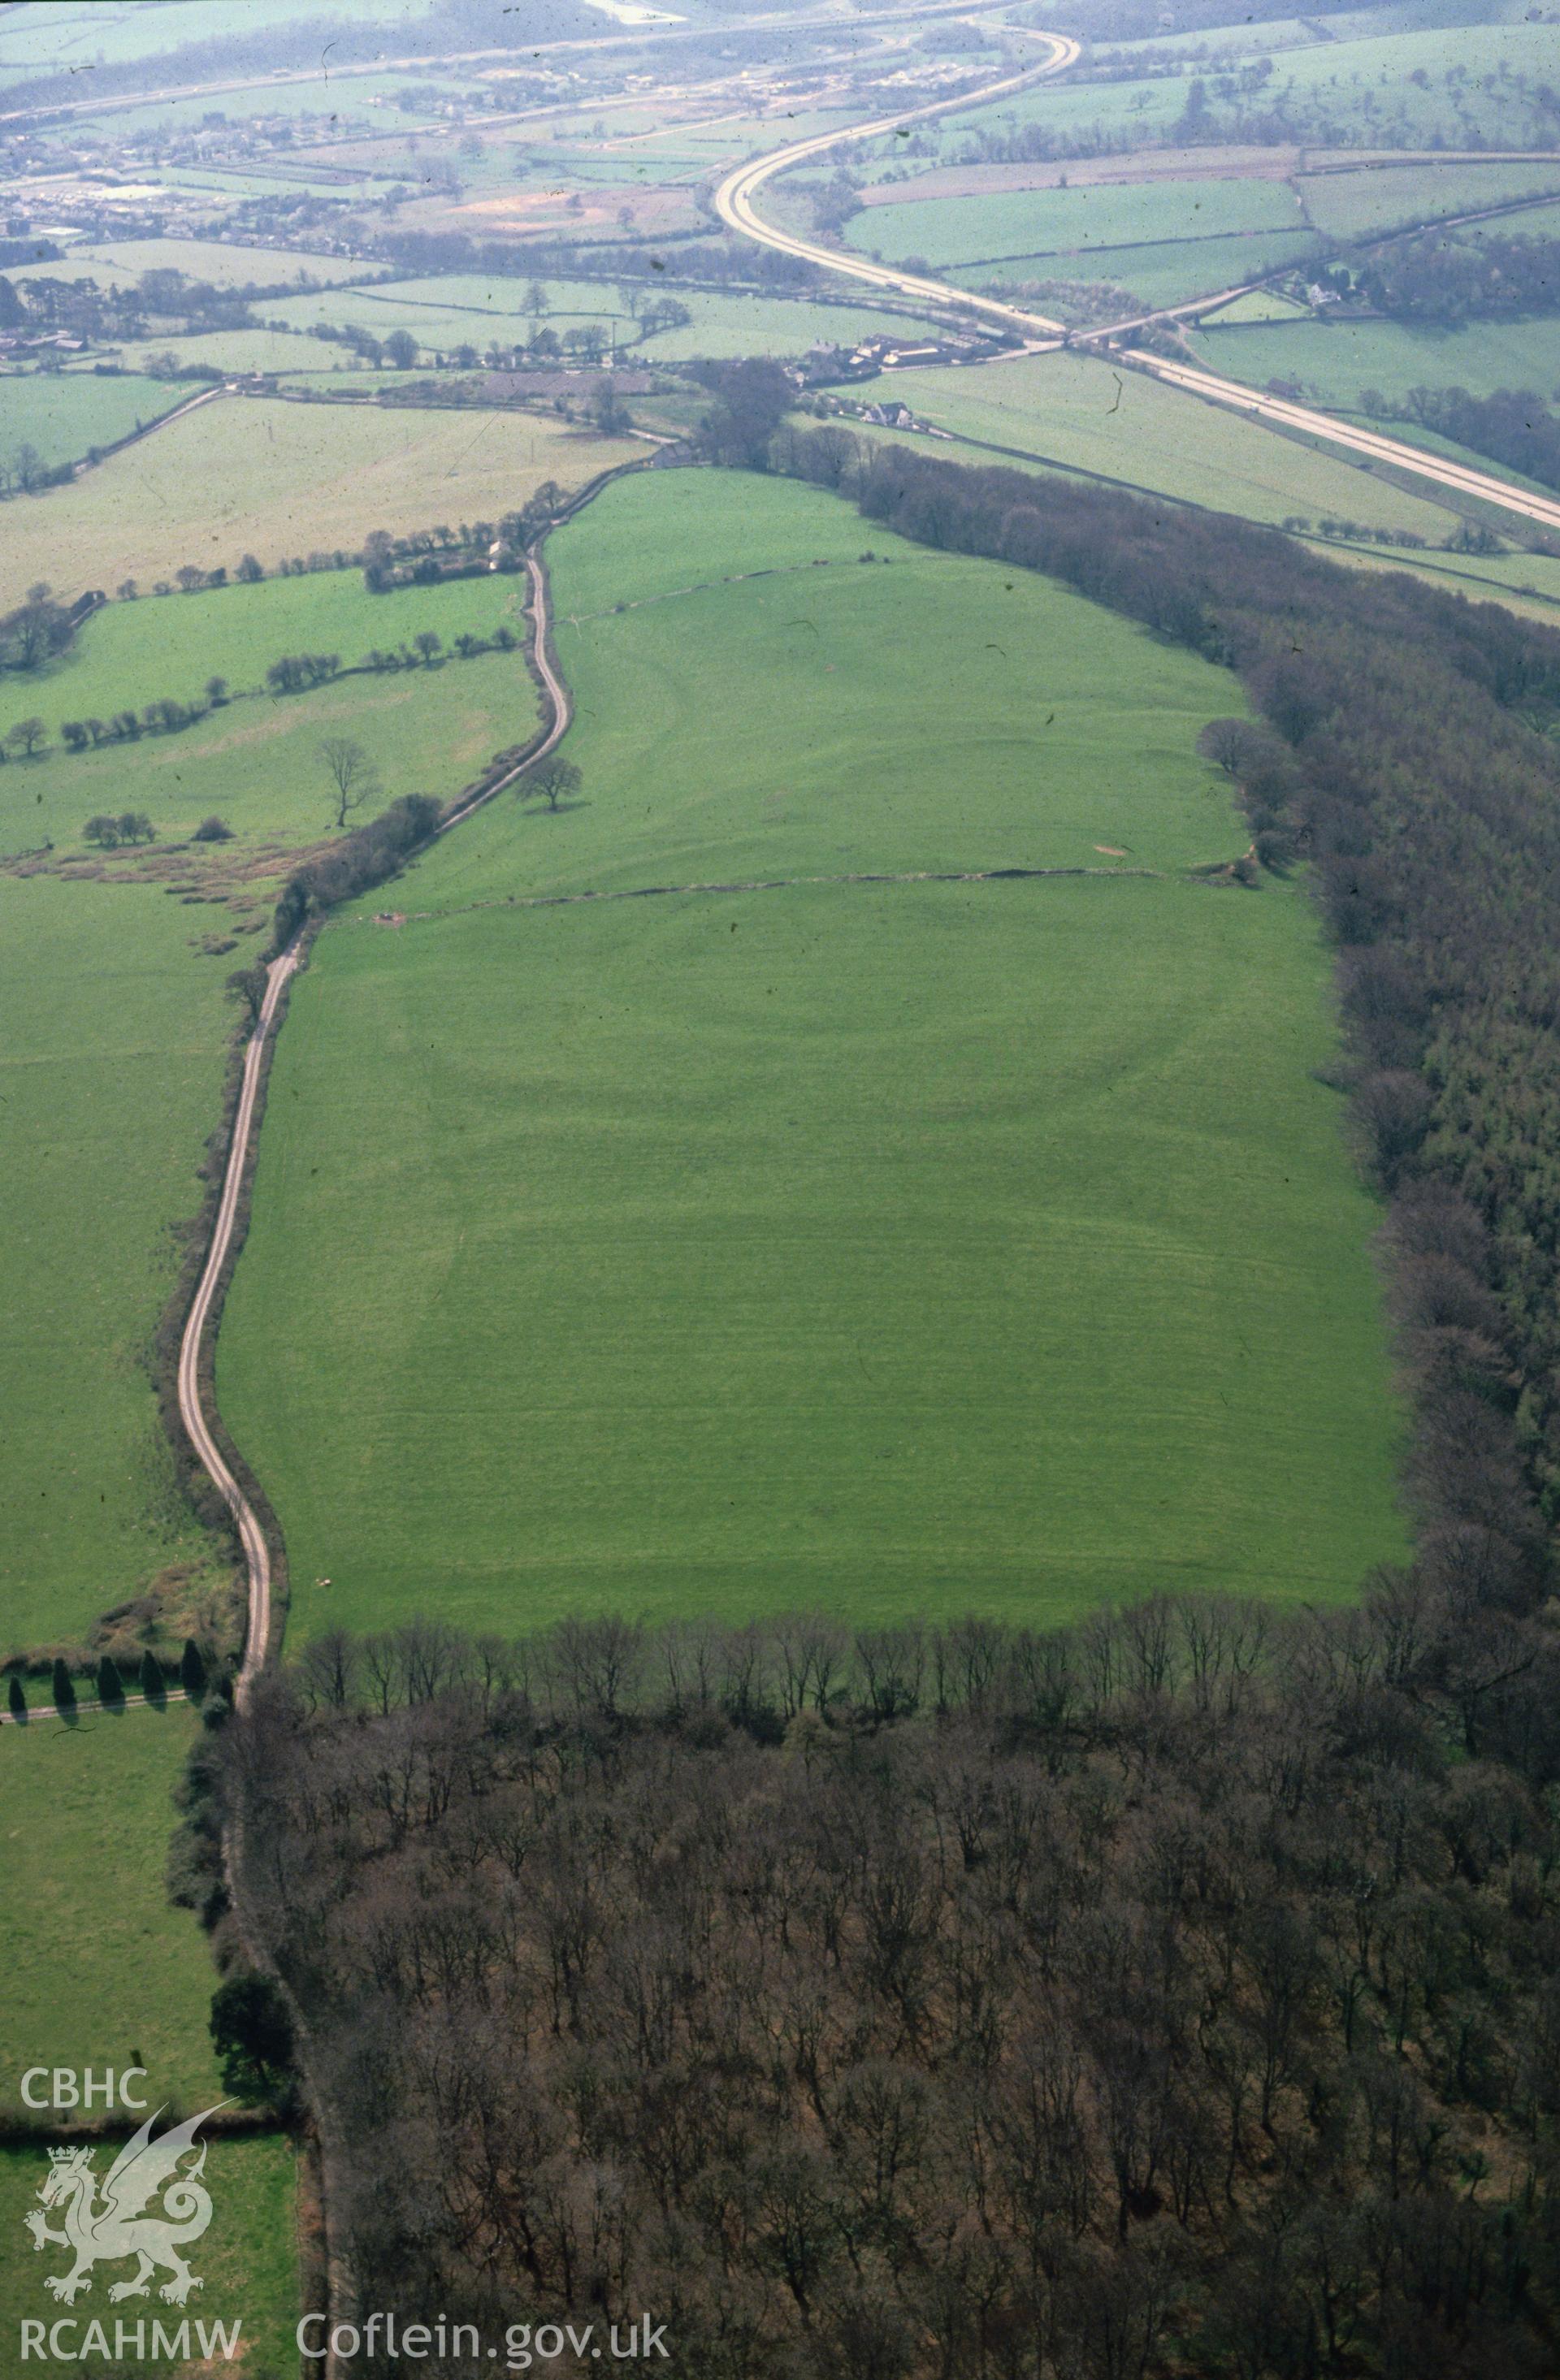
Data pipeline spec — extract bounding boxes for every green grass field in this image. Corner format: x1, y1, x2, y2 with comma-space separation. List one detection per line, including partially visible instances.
0, 2133, 298, 2379
1, 624, 540, 863
0, 371, 183, 470
933, 15, 1560, 156
0, 587, 542, 1651
859, 352, 1460, 540
0, 398, 639, 611
1299, 159, 1560, 240
272, 272, 949, 361
219, 470, 1405, 1645
1190, 314, 1560, 411
963, 232, 1323, 311
56, 236, 374, 290
855, 175, 1305, 270
0, 1701, 224, 2103
1201, 287, 1315, 326
0, 0, 407, 71
132, 327, 362, 377
21, 565, 538, 762
0, 879, 236, 1654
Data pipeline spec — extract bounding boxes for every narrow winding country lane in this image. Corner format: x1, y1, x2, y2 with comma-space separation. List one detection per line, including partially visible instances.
717, 37, 1560, 539
176, 544, 574, 1700
176, 939, 301, 1698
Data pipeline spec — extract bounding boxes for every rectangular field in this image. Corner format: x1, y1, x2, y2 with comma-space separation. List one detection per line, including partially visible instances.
0, 2136, 298, 2374
1190, 314, 1560, 412
0, 880, 235, 1654
857, 175, 1306, 268
59, 236, 375, 288
23, 563, 540, 759
962, 232, 1323, 310
0, 645, 535, 858
0, 1701, 226, 2103
1299, 159, 1560, 240
219, 471, 1405, 1645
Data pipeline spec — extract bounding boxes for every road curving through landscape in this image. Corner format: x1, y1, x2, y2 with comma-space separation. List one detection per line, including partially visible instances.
714, 33, 1081, 340
176, 935, 301, 1701
717, 35, 1560, 540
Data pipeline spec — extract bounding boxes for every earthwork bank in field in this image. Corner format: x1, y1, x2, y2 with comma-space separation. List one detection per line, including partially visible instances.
219, 470, 1406, 1644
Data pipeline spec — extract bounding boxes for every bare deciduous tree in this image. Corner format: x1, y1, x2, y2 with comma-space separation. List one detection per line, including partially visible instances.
321, 736, 378, 831
528, 757, 581, 813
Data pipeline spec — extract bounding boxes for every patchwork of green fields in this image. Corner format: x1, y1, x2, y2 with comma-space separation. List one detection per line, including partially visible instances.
0, 573, 544, 1652
934, 15, 1560, 156
272, 271, 948, 361
133, 327, 359, 377
219, 471, 1405, 1646
1, 618, 539, 863
0, 397, 638, 611
0, 9, 1489, 2365
19, 565, 535, 771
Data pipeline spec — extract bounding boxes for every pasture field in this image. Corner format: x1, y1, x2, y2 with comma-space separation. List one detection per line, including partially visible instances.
219, 470, 1404, 1645
336, 271, 951, 359
269, 284, 548, 350
1300, 159, 1560, 240
860, 353, 1460, 540
0, 398, 639, 610
58, 236, 374, 289
1472, 197, 1560, 240
968, 231, 1322, 311
0, 613, 541, 1650
0, 370, 182, 470
346, 270, 639, 318
933, 19, 1560, 159
0, 604, 541, 859
855, 175, 1306, 270
0, 2135, 298, 2376
222, 888, 1406, 1643
957, 235, 1320, 312
0, 0, 405, 71
1311, 535, 1560, 623
1094, 13, 1320, 57
634, 290, 950, 359
1200, 287, 1313, 324
0, 880, 236, 1654
52, 68, 456, 144
540, 106, 856, 173
22, 564, 537, 743
132, 326, 356, 376
399, 470, 1254, 902
0, 1702, 226, 2104
1190, 314, 1560, 410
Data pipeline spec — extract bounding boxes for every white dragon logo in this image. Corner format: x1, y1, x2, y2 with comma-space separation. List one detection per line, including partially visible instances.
24, 2104, 226, 2307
